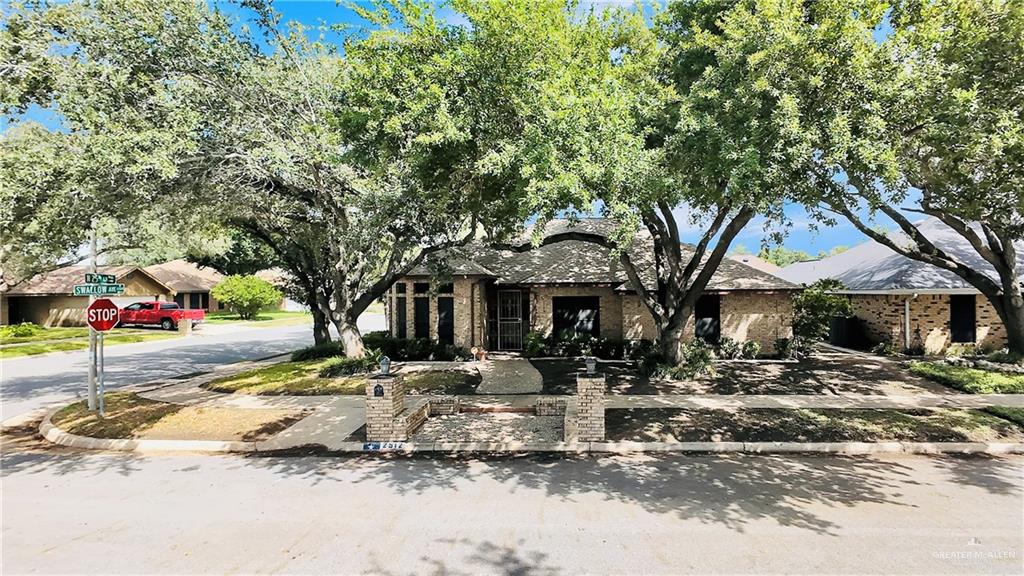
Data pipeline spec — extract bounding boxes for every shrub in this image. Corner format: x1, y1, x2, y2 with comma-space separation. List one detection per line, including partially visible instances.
870, 340, 898, 357
775, 338, 799, 360
792, 279, 853, 345
0, 322, 41, 338
626, 339, 662, 376
987, 349, 1024, 365
211, 275, 282, 320
358, 332, 469, 361
717, 337, 742, 359
945, 343, 979, 358
291, 342, 345, 361
680, 338, 716, 377
524, 331, 547, 357
318, 349, 381, 378
741, 340, 761, 359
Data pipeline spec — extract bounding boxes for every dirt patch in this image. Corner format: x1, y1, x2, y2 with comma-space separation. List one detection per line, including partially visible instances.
606, 408, 1024, 443
52, 392, 183, 439
412, 413, 563, 443
136, 407, 308, 441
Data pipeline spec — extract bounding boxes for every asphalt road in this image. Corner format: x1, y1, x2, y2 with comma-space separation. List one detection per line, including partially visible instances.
0, 314, 385, 422
1, 450, 1021, 574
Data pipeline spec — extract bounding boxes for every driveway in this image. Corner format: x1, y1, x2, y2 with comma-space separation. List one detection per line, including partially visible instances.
1, 448, 1021, 574
0, 314, 385, 422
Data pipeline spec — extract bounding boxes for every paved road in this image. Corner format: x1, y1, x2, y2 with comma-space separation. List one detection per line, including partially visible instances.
0, 315, 385, 422
1, 450, 1021, 574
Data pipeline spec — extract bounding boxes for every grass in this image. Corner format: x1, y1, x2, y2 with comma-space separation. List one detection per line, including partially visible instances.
51, 392, 183, 439
984, 406, 1024, 427
203, 310, 312, 326
204, 359, 479, 396
0, 326, 92, 345
0, 331, 180, 359
909, 361, 1024, 394
606, 408, 1024, 443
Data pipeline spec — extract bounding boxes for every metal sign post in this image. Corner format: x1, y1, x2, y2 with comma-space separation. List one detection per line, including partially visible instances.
86, 298, 119, 415
98, 332, 106, 416
87, 226, 97, 411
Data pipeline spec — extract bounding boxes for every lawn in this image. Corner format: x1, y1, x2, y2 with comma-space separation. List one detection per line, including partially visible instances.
910, 362, 1024, 394
203, 359, 480, 395
52, 392, 183, 439
203, 310, 312, 326
0, 326, 91, 345
606, 408, 1024, 443
0, 331, 180, 359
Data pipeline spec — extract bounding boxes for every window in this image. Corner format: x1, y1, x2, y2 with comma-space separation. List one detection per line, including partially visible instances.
949, 295, 977, 343
438, 283, 454, 294
124, 303, 142, 311
160, 303, 180, 310
396, 283, 407, 294
414, 298, 430, 338
201, 292, 210, 310
552, 296, 600, 340
174, 293, 185, 307
139, 303, 155, 310
695, 295, 721, 344
414, 282, 430, 294
189, 293, 201, 309
437, 297, 454, 344
395, 297, 407, 339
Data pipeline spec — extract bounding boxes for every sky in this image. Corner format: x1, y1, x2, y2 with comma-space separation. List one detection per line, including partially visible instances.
5, 0, 886, 258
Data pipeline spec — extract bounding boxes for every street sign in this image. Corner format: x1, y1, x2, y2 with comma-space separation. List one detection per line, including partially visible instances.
74, 283, 125, 296
85, 273, 117, 284
86, 298, 120, 332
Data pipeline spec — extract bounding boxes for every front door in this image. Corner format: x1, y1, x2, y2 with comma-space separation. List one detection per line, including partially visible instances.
695, 294, 721, 344
497, 290, 523, 350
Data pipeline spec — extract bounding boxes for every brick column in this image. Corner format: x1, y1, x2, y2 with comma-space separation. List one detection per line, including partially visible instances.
365, 374, 405, 441
576, 374, 605, 442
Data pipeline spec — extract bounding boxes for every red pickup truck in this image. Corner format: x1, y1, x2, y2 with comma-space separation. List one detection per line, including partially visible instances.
118, 302, 205, 330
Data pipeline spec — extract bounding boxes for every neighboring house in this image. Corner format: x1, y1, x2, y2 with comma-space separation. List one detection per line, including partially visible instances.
387, 219, 799, 354
144, 259, 225, 312
255, 268, 306, 311
3, 266, 175, 327
779, 218, 1023, 354
728, 254, 782, 275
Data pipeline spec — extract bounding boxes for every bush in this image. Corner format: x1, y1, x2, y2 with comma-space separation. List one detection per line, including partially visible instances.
291, 342, 345, 361
523, 331, 547, 357
681, 339, 716, 377
360, 332, 469, 361
870, 340, 898, 357
626, 339, 662, 376
945, 343, 980, 358
792, 279, 853, 344
987, 349, 1024, 365
776, 338, 799, 360
741, 340, 761, 359
0, 322, 41, 338
211, 275, 282, 320
717, 337, 742, 359
318, 349, 381, 378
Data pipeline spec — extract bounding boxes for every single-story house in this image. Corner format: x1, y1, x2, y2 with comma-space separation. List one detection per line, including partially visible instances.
144, 259, 225, 312
779, 218, 1023, 354
387, 219, 799, 354
2, 265, 175, 327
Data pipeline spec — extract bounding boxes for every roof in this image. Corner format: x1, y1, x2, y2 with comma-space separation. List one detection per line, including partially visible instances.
144, 259, 224, 292
408, 218, 798, 292
778, 218, 1024, 292
7, 265, 173, 296
728, 254, 782, 274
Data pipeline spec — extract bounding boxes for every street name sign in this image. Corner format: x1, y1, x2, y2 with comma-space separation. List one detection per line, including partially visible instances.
86, 298, 120, 332
85, 273, 117, 284
74, 284, 125, 296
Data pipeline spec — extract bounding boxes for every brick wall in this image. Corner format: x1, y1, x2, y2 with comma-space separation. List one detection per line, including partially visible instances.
575, 374, 605, 441
388, 277, 480, 348
851, 293, 1007, 353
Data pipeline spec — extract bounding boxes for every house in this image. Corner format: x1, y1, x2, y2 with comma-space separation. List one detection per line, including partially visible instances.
3, 265, 175, 327
144, 260, 225, 312
728, 254, 782, 275
387, 219, 799, 354
779, 218, 1023, 354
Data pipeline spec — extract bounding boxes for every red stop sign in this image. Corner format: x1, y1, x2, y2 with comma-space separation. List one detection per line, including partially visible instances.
86, 298, 120, 332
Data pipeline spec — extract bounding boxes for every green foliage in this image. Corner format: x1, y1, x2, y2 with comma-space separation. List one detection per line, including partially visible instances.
523, 331, 547, 358
291, 342, 345, 362
758, 247, 813, 268
775, 338, 798, 360
655, 339, 716, 380
187, 228, 279, 276
741, 340, 761, 360
211, 275, 282, 320
318, 350, 381, 379
361, 332, 470, 362
945, 343, 980, 358
987, 350, 1024, 365
871, 340, 899, 357
792, 279, 852, 345
0, 322, 42, 338
910, 362, 1024, 394
717, 337, 742, 360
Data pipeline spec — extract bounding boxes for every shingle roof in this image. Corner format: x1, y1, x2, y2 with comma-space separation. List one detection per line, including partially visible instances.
144, 259, 224, 292
778, 218, 1024, 291
409, 218, 798, 291
7, 265, 172, 296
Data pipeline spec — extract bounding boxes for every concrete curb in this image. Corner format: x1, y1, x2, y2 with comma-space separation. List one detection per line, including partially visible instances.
39, 409, 1024, 455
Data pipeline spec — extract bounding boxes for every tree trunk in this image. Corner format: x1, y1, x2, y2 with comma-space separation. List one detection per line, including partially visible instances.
658, 308, 691, 366
991, 289, 1024, 358
311, 305, 331, 345
337, 316, 366, 358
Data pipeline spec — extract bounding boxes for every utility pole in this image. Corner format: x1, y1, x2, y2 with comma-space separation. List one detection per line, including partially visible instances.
87, 221, 98, 411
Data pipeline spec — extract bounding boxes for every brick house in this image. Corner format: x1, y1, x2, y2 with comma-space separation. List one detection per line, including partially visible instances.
387, 219, 799, 354
780, 218, 1023, 354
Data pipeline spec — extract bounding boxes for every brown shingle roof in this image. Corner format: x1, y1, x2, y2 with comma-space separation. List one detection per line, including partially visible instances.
144, 259, 223, 292
409, 218, 798, 291
7, 265, 172, 296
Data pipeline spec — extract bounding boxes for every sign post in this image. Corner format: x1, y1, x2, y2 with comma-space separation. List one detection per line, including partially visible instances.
86, 298, 119, 416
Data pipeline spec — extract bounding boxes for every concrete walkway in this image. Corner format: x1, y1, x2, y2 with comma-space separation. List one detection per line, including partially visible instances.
475, 359, 543, 394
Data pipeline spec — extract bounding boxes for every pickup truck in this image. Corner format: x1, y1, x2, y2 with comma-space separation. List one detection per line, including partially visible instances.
118, 302, 205, 330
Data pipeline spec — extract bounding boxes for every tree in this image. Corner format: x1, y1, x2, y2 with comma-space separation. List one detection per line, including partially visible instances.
791, 279, 853, 352
793, 0, 1024, 356
501, 0, 839, 364
186, 229, 280, 277
3, 0, 604, 356
211, 276, 282, 320
758, 246, 813, 268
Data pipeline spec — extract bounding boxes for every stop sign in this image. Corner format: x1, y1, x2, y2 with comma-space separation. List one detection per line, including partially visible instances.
86, 298, 120, 332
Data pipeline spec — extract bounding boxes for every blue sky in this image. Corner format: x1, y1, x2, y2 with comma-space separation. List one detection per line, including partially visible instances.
7, 0, 878, 257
